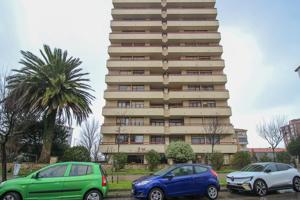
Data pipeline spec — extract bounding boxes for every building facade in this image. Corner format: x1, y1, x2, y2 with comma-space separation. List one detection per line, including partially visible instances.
248, 148, 286, 162
281, 119, 300, 147
234, 128, 248, 151
101, 0, 237, 164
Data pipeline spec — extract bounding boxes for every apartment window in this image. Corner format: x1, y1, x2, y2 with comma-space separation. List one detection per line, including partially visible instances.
127, 155, 144, 164
191, 136, 206, 144
118, 100, 130, 108
169, 103, 183, 108
200, 71, 213, 75
121, 43, 133, 47
133, 70, 145, 75
132, 85, 144, 91
120, 56, 132, 61
130, 135, 144, 144
202, 101, 216, 108
150, 104, 164, 108
151, 119, 164, 126
131, 118, 144, 126
115, 134, 129, 144
187, 85, 201, 91
116, 117, 129, 126
206, 135, 220, 144
120, 70, 131, 75
122, 30, 145, 33
131, 101, 144, 108
169, 119, 184, 126
201, 85, 214, 91
150, 136, 165, 144
133, 56, 146, 60
187, 70, 200, 75
189, 101, 202, 107
119, 85, 131, 91
170, 135, 185, 143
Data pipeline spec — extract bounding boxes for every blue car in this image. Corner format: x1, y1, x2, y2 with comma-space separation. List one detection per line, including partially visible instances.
132, 164, 220, 200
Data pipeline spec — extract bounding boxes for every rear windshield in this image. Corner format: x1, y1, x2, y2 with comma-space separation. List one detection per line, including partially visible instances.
241, 164, 265, 172
99, 165, 107, 176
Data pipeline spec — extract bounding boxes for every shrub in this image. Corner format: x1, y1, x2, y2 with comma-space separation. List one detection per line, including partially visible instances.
145, 150, 161, 171
166, 141, 195, 163
276, 152, 291, 164
287, 137, 300, 158
259, 153, 272, 162
210, 152, 224, 170
231, 151, 251, 169
61, 146, 90, 162
113, 153, 127, 171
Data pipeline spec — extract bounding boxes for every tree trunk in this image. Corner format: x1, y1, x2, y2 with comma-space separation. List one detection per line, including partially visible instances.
1, 142, 7, 182
272, 148, 276, 162
38, 111, 57, 163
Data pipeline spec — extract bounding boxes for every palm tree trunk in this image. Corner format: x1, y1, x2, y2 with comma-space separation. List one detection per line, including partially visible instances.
1, 142, 7, 182
38, 111, 57, 163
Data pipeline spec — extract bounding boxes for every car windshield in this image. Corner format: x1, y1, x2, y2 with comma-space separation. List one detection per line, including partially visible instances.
241, 164, 265, 172
153, 166, 176, 176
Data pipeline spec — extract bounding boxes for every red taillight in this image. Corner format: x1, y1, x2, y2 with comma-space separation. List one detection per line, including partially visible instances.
210, 169, 218, 177
102, 176, 107, 187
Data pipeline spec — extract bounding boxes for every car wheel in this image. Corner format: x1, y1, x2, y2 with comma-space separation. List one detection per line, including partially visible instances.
148, 188, 164, 200
293, 176, 300, 192
84, 190, 103, 200
206, 185, 218, 200
254, 180, 268, 196
3, 192, 21, 200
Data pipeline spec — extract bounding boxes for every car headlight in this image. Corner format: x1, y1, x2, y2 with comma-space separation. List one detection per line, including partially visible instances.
136, 180, 151, 186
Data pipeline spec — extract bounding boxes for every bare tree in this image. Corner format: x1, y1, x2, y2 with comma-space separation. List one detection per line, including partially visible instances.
79, 118, 101, 161
257, 116, 287, 162
203, 117, 226, 154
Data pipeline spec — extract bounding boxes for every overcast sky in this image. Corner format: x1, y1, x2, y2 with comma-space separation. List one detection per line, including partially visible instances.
0, 0, 299, 148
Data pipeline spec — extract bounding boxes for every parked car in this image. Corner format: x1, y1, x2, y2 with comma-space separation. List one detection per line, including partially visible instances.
226, 162, 300, 196
132, 164, 220, 200
0, 162, 108, 200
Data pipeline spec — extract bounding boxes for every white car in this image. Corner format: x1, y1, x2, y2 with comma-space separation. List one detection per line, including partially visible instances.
226, 162, 300, 196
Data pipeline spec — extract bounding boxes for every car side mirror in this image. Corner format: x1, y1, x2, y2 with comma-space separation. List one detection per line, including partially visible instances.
265, 169, 271, 173
165, 173, 175, 180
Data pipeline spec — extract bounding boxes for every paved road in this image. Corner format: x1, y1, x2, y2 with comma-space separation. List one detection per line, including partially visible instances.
108, 190, 300, 200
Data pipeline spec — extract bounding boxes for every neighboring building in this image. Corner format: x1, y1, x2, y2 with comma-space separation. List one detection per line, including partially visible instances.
101, 0, 237, 164
234, 128, 248, 151
281, 119, 300, 147
248, 148, 286, 161
296, 66, 300, 78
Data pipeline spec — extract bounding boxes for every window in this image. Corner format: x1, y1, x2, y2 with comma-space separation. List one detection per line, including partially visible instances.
130, 135, 144, 144
265, 164, 277, 173
189, 101, 202, 107
132, 85, 144, 91
187, 70, 200, 75
194, 166, 208, 174
202, 101, 216, 108
276, 163, 291, 171
133, 70, 145, 75
201, 85, 214, 91
119, 85, 131, 91
187, 85, 201, 91
69, 165, 93, 176
192, 136, 206, 144
169, 136, 185, 143
116, 117, 130, 126
169, 119, 184, 126
200, 71, 213, 75
115, 134, 129, 144
118, 100, 130, 108
38, 165, 67, 178
169, 103, 183, 108
127, 155, 144, 164
206, 135, 220, 144
133, 56, 146, 60
131, 118, 144, 126
171, 166, 194, 177
151, 119, 165, 126
131, 101, 144, 108
150, 103, 164, 108
150, 136, 165, 144
120, 70, 131, 75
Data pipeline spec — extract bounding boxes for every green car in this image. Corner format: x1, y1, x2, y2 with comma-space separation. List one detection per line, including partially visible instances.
0, 162, 108, 200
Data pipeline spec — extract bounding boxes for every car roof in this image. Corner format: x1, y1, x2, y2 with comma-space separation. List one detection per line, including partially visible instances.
51, 162, 99, 166
173, 163, 210, 168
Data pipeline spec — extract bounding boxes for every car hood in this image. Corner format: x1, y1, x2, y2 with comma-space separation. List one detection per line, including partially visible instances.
1, 176, 29, 186
227, 171, 260, 178
133, 175, 158, 184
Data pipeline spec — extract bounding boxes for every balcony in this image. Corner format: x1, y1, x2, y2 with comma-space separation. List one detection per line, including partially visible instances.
167, 60, 224, 69
112, 9, 161, 20
102, 107, 164, 116
167, 20, 219, 31
113, 0, 162, 9
167, 8, 217, 19
101, 125, 164, 134
168, 74, 227, 84
111, 21, 162, 31
109, 33, 162, 43
104, 90, 164, 100
167, 46, 223, 56
168, 90, 229, 100
108, 46, 162, 56
101, 143, 166, 153
169, 107, 232, 117
192, 144, 237, 154
169, 124, 235, 134
107, 60, 163, 69
105, 75, 163, 84
166, 0, 216, 8
168, 32, 221, 43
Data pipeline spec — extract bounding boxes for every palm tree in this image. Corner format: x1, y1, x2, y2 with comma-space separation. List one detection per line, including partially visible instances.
7, 45, 94, 163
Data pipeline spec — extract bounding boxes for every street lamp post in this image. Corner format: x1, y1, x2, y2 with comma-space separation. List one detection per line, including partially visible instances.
295, 66, 300, 78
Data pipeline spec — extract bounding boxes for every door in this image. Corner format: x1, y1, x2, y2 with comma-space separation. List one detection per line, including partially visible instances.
263, 163, 281, 188
193, 165, 210, 195
27, 164, 68, 200
62, 164, 94, 199
275, 164, 294, 187
161, 165, 194, 197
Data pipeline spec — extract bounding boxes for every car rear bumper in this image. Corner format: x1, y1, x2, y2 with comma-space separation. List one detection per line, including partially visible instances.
227, 183, 252, 191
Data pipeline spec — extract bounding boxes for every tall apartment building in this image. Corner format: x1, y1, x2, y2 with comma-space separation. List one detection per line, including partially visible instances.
101, 0, 237, 164
281, 119, 300, 147
234, 128, 248, 151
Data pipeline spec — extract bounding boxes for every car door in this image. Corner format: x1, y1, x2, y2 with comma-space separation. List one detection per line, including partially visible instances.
275, 164, 294, 187
263, 163, 281, 188
27, 164, 68, 200
62, 164, 94, 199
193, 165, 210, 195
161, 165, 194, 197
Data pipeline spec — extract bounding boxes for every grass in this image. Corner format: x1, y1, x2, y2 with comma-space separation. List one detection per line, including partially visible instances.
106, 168, 156, 176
